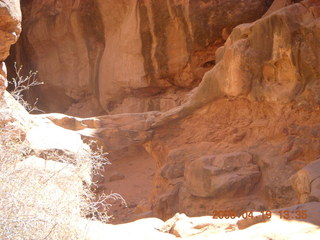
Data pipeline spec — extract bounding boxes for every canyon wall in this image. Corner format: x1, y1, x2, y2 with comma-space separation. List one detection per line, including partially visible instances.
6, 0, 320, 222
10, 0, 271, 116
40, 0, 320, 221
147, 0, 320, 218
145, 0, 320, 218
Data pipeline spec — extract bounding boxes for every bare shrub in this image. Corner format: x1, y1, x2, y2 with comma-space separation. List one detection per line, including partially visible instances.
1, 63, 126, 239
8, 63, 43, 113
0, 114, 125, 239
0, 68, 125, 240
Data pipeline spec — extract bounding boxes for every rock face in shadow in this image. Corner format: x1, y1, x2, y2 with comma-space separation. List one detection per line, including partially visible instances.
10, 0, 271, 115
11, 0, 105, 114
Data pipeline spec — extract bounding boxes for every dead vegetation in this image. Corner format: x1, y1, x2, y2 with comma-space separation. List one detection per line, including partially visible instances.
0, 66, 125, 239
0, 115, 126, 239
8, 63, 43, 113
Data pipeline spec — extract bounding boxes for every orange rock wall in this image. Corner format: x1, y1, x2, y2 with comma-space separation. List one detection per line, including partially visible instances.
10, 0, 271, 116
7, 0, 320, 222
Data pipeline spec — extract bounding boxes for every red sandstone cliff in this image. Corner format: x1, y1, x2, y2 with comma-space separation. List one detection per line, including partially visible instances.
10, 0, 271, 115
23, 0, 320, 221
2, 0, 320, 239
4, 0, 320, 227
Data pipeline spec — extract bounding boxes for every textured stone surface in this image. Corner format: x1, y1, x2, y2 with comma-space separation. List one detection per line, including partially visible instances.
10, 0, 271, 115
290, 158, 320, 203
2, 1, 320, 238
145, 0, 320, 219
0, 0, 21, 61
0, 0, 21, 95
160, 160, 185, 180
185, 152, 261, 198
152, 0, 320, 127
11, 0, 105, 114
5, 0, 320, 226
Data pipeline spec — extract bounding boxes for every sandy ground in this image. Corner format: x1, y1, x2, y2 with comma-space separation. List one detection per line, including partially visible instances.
100, 146, 155, 223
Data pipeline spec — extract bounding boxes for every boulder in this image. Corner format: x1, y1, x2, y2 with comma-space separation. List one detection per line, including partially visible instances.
290, 158, 320, 203
185, 152, 261, 198
160, 160, 185, 180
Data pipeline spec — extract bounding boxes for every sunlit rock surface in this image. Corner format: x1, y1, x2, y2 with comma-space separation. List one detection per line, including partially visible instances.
0, 0, 21, 95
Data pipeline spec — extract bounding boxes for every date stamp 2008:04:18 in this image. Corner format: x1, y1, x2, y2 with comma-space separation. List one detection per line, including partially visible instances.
212, 210, 308, 220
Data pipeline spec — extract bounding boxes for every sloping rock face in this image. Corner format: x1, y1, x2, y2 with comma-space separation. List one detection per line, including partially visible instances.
10, 0, 271, 116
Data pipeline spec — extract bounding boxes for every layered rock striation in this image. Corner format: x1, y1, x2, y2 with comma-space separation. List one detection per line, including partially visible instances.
10, 0, 271, 115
